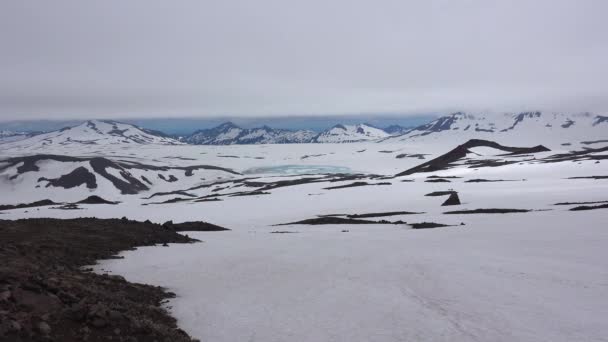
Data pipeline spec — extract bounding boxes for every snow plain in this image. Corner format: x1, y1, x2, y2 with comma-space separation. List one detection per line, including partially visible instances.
2, 138, 608, 342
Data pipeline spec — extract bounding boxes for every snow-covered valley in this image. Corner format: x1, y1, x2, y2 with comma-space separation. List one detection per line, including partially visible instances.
1, 114, 608, 342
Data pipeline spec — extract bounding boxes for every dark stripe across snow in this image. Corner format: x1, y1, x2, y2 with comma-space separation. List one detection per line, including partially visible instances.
395, 139, 550, 176
1, 154, 239, 195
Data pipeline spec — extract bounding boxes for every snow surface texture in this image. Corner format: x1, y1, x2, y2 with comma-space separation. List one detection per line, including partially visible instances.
384, 111, 608, 147
1, 118, 608, 342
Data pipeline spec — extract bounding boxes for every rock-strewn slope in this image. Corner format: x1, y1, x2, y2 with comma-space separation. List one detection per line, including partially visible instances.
0, 218, 216, 342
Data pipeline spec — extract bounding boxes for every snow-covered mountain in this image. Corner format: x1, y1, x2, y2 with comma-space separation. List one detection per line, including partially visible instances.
383, 112, 608, 147
183, 122, 316, 145
383, 124, 411, 135
3, 120, 182, 149
312, 124, 390, 143
0, 130, 40, 144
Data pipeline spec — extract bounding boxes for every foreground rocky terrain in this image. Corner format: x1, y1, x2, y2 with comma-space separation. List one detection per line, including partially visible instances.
0, 218, 218, 342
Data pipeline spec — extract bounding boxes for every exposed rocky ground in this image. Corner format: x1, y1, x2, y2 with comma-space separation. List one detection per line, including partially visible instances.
0, 218, 213, 342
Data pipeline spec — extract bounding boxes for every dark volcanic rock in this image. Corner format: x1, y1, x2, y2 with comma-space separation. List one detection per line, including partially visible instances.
76, 195, 119, 205
89, 158, 149, 194
324, 181, 391, 190
425, 178, 451, 183
396, 139, 550, 176
425, 191, 457, 197
567, 175, 608, 180
569, 203, 608, 211
163, 220, 230, 232
0, 199, 59, 212
444, 208, 530, 214
38, 166, 97, 189
347, 211, 423, 218
0, 218, 200, 342
410, 222, 452, 229
441, 193, 461, 206
277, 216, 387, 225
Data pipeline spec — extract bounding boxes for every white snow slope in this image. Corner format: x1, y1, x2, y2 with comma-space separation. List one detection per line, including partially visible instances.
384, 111, 608, 148
2, 120, 181, 151
313, 124, 390, 143
1, 129, 608, 342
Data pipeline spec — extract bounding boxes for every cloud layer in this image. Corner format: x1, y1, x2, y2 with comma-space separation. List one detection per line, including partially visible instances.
1, 0, 607, 120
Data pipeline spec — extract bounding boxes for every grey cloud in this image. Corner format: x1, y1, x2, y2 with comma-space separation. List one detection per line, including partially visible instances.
1, 0, 607, 121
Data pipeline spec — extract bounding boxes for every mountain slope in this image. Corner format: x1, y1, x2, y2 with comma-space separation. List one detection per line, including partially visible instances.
312, 124, 390, 143
183, 122, 316, 145
4, 120, 182, 149
383, 112, 608, 147
0, 130, 40, 144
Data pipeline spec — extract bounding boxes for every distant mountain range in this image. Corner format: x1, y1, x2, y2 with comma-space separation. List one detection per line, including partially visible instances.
1, 120, 182, 147
179, 122, 405, 144
382, 111, 608, 146
0, 130, 41, 144
2, 112, 607, 148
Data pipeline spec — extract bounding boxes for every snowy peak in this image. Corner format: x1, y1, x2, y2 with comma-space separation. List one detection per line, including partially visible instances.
312, 124, 390, 143
383, 124, 411, 135
5, 120, 182, 148
0, 130, 39, 144
384, 111, 608, 147
183, 122, 316, 145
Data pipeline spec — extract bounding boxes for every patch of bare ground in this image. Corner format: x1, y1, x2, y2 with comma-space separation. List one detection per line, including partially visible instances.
444, 208, 531, 214
569, 203, 608, 211
0, 218, 205, 342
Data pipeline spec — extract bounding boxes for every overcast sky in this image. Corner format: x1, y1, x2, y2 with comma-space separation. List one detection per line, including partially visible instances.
1, 0, 607, 121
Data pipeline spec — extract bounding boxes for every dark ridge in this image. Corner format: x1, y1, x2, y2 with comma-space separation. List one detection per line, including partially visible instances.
441, 193, 461, 206
410, 222, 452, 229
503, 111, 541, 131
0, 155, 84, 174
395, 153, 427, 159
301, 154, 326, 159
593, 115, 608, 126
76, 196, 119, 205
395, 139, 550, 176
52, 204, 82, 210
38, 167, 97, 189
0, 218, 199, 342
561, 119, 575, 128
140, 175, 152, 185
569, 203, 608, 211
229, 191, 271, 197
444, 208, 530, 214
89, 158, 149, 195
158, 174, 178, 182
347, 211, 423, 218
146, 197, 192, 205
544, 146, 608, 163
161, 220, 230, 231
581, 139, 608, 145
567, 175, 608, 180
554, 200, 608, 206
324, 181, 390, 190
121, 160, 240, 176
324, 181, 369, 189
194, 198, 222, 202
425, 191, 457, 197
425, 179, 451, 183
427, 175, 462, 179
465, 179, 517, 183
276, 217, 385, 226
0, 199, 59, 211
270, 231, 299, 234
145, 191, 197, 199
